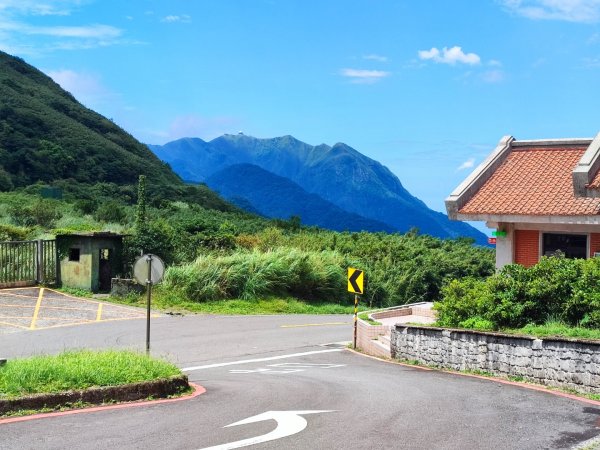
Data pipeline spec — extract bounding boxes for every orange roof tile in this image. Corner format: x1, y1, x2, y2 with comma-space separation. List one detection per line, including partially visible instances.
459, 146, 600, 216
587, 166, 600, 189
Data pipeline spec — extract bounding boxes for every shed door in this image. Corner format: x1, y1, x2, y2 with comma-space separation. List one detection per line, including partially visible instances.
99, 249, 112, 292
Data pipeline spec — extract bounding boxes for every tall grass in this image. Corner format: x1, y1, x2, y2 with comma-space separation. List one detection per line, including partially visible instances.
0, 350, 181, 399
164, 248, 348, 302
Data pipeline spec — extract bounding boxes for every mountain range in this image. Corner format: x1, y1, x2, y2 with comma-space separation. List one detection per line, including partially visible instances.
0, 49, 485, 244
150, 134, 486, 243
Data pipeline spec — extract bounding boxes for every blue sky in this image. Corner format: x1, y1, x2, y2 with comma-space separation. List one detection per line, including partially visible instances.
1, 0, 600, 224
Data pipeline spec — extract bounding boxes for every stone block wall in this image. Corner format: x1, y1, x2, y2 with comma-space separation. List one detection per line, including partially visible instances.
391, 325, 600, 394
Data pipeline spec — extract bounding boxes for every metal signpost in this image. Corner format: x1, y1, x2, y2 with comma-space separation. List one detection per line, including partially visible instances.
347, 267, 364, 349
134, 254, 165, 354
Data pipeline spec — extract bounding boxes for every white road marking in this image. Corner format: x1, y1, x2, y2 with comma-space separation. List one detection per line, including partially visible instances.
229, 362, 346, 375
270, 363, 345, 369
229, 368, 304, 374
182, 348, 343, 372
198, 410, 334, 450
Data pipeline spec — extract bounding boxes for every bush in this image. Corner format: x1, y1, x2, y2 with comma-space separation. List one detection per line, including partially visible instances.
9, 199, 62, 228
94, 200, 127, 224
0, 223, 30, 241
436, 256, 600, 330
73, 199, 98, 215
163, 248, 347, 302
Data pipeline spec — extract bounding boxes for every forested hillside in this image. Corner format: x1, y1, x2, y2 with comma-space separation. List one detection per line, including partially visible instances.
206, 163, 396, 233
0, 51, 180, 188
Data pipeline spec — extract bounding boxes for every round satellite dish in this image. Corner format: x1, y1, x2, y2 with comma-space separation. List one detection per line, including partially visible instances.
133, 254, 165, 286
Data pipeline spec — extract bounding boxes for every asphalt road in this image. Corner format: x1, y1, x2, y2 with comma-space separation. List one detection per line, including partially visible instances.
1, 312, 600, 449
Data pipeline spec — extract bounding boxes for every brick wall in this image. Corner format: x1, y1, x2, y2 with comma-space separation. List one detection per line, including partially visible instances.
356, 319, 391, 358
371, 309, 412, 320
514, 230, 539, 267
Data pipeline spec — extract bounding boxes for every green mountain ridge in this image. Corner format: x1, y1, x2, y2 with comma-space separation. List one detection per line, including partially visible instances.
151, 134, 487, 244
0, 51, 180, 189
206, 163, 397, 233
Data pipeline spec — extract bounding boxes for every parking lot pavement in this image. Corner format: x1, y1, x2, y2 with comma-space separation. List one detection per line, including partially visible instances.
0, 287, 151, 334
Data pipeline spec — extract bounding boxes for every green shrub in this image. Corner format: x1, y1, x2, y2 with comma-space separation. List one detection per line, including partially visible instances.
163, 248, 346, 303
73, 199, 98, 215
0, 223, 30, 241
94, 200, 128, 224
8, 199, 62, 228
437, 256, 600, 330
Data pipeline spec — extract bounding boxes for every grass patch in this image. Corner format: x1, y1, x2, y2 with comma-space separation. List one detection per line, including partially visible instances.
426, 319, 600, 341
55, 286, 94, 298
358, 312, 381, 325
512, 322, 600, 341
111, 289, 359, 315
0, 350, 181, 399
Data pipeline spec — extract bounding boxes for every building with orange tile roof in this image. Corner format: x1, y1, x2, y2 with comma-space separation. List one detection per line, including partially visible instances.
446, 134, 600, 268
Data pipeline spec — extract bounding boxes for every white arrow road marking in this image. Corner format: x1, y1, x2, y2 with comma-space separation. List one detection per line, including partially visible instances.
198, 410, 334, 450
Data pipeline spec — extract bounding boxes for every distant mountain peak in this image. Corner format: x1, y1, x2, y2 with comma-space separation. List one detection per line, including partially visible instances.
150, 133, 487, 243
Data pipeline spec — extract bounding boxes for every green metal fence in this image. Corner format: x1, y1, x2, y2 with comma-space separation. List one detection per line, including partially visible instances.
0, 239, 57, 287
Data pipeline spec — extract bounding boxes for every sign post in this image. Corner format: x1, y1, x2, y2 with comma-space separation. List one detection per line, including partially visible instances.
347, 268, 364, 350
134, 254, 165, 355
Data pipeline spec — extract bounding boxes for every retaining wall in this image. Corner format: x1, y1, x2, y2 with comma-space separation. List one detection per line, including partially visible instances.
356, 319, 390, 358
391, 325, 600, 394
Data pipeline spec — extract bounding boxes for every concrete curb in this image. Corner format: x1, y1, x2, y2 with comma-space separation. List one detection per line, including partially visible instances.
0, 374, 190, 416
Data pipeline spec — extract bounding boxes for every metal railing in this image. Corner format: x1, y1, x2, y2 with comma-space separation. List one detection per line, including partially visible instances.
0, 239, 57, 287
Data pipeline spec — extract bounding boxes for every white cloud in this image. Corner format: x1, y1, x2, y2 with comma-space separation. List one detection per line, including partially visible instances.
482, 69, 505, 83
0, 1, 127, 54
418, 46, 481, 65
46, 69, 111, 105
583, 56, 600, 67
161, 15, 191, 23
0, 0, 77, 16
498, 0, 600, 23
362, 54, 388, 62
339, 68, 391, 84
488, 59, 503, 67
457, 157, 476, 171
25, 24, 121, 39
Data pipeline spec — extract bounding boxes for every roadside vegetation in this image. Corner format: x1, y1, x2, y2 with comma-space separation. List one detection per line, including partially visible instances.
0, 350, 181, 399
435, 256, 600, 339
0, 183, 494, 313
3, 180, 600, 341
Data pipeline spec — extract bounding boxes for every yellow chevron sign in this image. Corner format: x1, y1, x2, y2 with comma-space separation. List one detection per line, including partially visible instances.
347, 268, 364, 294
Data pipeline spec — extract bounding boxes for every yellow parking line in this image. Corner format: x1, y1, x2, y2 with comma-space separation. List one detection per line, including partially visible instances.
29, 288, 44, 330
0, 303, 36, 309
0, 320, 29, 330
35, 315, 154, 331
280, 322, 349, 328
0, 303, 93, 312
96, 303, 103, 322
0, 292, 40, 300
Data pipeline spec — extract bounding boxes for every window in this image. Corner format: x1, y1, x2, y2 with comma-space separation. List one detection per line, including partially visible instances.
68, 248, 80, 262
542, 233, 587, 259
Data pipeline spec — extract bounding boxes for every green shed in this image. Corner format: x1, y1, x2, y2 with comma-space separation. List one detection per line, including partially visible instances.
56, 232, 125, 293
